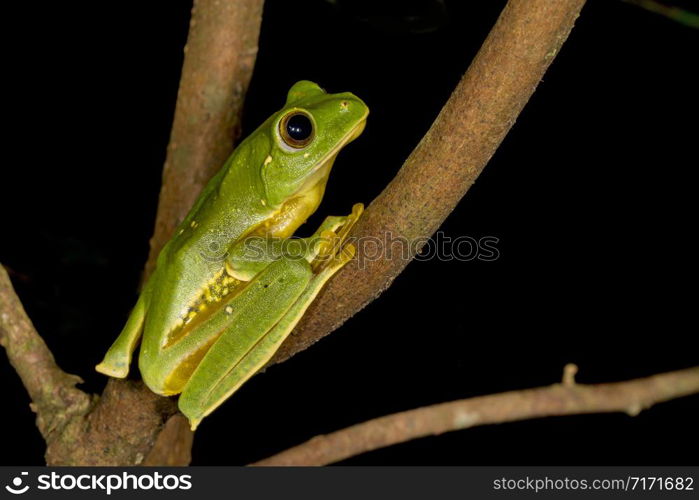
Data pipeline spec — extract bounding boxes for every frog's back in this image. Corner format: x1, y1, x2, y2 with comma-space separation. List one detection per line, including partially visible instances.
139, 139, 273, 377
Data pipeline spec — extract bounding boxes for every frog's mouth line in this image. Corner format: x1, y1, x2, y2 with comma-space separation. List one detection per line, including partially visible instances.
293, 115, 368, 198
251, 114, 368, 240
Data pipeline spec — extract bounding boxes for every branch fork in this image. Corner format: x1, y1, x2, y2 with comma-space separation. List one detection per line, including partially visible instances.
2, 0, 697, 466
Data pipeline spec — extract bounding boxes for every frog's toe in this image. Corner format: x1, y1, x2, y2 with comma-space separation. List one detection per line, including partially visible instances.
95, 359, 129, 379
344, 203, 363, 232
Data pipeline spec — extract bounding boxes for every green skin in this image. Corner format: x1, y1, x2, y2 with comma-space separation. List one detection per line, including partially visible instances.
96, 81, 368, 429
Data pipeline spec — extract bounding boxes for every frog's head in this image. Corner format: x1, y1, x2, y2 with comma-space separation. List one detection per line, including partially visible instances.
261, 81, 368, 209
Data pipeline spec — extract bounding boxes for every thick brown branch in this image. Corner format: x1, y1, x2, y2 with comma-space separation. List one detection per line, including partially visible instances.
253, 366, 699, 466
142, 415, 194, 466
271, 0, 588, 364
139, 0, 265, 465
0, 265, 91, 440
145, 0, 264, 280
7, 0, 265, 465
3, 0, 594, 466
44, 379, 178, 466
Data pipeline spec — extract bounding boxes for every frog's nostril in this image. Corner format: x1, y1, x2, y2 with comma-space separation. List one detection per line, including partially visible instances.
340, 101, 349, 110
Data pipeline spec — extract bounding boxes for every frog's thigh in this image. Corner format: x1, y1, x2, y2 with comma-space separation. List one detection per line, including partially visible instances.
178, 257, 313, 427
226, 237, 287, 280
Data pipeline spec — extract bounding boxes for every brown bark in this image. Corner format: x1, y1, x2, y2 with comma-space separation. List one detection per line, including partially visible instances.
142, 415, 194, 466
0, 266, 91, 441
1, 0, 264, 466
144, 0, 264, 280
253, 366, 699, 466
271, 0, 588, 364
18, 0, 693, 468
0, 266, 178, 465
141, 0, 265, 465
45, 380, 178, 466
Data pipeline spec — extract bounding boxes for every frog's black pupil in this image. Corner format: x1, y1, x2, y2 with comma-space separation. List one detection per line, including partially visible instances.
286, 114, 313, 141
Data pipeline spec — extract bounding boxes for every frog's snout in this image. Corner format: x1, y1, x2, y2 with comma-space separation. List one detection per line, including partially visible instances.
348, 117, 367, 142
335, 92, 368, 113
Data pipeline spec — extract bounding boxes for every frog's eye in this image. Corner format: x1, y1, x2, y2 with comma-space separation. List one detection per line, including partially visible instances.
280, 111, 314, 149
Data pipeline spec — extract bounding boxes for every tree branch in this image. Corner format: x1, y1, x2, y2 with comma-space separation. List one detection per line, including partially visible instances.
1, 266, 178, 466
0, 265, 91, 441
135, 0, 265, 465
622, 0, 699, 29
253, 365, 699, 466
101, 0, 587, 464
2, 0, 265, 466
270, 0, 588, 364
44, 379, 178, 466
145, 0, 264, 279
1, 0, 607, 466
140, 0, 265, 465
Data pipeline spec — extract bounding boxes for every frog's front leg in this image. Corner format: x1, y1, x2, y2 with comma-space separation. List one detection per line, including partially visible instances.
179, 245, 354, 429
95, 287, 148, 378
226, 203, 363, 280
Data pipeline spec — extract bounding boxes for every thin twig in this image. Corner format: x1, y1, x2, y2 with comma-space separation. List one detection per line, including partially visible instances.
622, 0, 699, 29
253, 366, 699, 466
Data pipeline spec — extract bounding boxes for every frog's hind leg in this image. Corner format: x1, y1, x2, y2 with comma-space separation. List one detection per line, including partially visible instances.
178, 243, 356, 430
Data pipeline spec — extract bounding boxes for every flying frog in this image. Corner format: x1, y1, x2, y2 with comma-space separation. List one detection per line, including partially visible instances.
96, 81, 368, 429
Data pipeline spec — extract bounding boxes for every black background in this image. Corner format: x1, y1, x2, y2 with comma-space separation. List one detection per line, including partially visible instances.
1, 0, 697, 465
